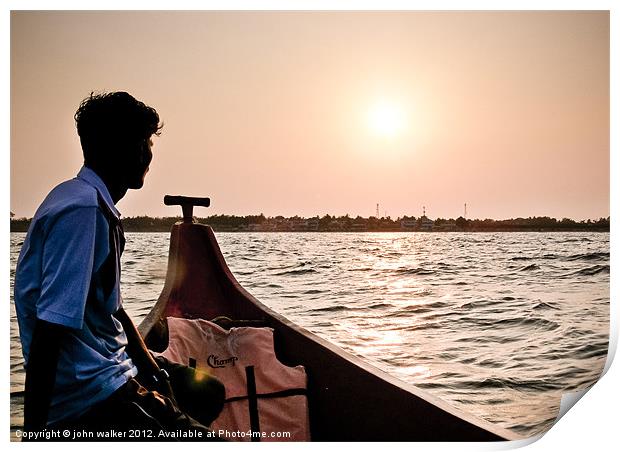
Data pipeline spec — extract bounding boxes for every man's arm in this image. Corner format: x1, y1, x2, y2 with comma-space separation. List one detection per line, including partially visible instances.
23, 319, 65, 432
114, 307, 176, 401
22, 206, 98, 431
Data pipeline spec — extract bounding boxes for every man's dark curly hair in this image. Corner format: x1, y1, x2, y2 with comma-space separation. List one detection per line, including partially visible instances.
74, 91, 163, 165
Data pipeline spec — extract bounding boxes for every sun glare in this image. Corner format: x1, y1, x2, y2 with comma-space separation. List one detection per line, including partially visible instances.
367, 100, 406, 139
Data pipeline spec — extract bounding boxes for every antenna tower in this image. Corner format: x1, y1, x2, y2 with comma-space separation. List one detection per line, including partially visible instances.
464, 203, 467, 219
376, 203, 380, 218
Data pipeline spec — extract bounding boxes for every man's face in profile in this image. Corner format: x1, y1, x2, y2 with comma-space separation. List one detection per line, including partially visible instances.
123, 136, 153, 190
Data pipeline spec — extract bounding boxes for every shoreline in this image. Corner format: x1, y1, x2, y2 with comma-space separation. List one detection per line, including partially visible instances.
11, 215, 610, 234
10, 227, 611, 233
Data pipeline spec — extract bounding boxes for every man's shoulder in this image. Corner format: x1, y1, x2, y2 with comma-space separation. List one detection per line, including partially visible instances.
34, 178, 101, 221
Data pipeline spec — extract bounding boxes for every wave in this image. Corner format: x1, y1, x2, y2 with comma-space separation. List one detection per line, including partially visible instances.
393, 300, 449, 316
565, 252, 610, 262
310, 301, 393, 314
418, 376, 564, 392
459, 299, 501, 310
495, 317, 559, 331
347, 267, 376, 273
394, 267, 435, 276
519, 264, 540, 272
563, 237, 593, 243
572, 342, 609, 360
532, 301, 559, 310
454, 335, 527, 345
510, 256, 531, 261
458, 316, 559, 331
467, 377, 565, 392
365, 302, 392, 310
274, 268, 318, 276
239, 256, 264, 262
510, 252, 609, 261
233, 270, 255, 275
309, 305, 350, 313
564, 265, 610, 277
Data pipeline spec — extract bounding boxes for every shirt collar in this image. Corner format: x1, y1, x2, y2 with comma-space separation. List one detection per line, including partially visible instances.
76, 166, 121, 219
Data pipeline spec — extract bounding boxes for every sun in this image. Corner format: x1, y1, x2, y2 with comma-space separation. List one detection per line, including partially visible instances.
367, 100, 406, 139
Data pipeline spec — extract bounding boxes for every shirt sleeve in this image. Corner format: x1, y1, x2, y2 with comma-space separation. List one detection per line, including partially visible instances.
37, 206, 99, 329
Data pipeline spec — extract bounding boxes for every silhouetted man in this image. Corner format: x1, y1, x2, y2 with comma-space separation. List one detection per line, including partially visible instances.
14, 92, 224, 441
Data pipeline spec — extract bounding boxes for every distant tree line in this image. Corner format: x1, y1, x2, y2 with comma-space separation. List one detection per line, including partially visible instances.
10, 214, 610, 233
454, 216, 610, 232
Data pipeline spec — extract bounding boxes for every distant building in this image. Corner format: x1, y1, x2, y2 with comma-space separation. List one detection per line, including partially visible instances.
306, 217, 320, 231
434, 222, 457, 232
289, 217, 307, 231
400, 219, 417, 230
419, 216, 434, 231
328, 220, 344, 231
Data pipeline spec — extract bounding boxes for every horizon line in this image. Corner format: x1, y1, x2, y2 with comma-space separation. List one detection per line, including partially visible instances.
9, 213, 611, 222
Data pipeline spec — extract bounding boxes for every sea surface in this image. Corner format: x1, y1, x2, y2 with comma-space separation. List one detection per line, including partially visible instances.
9, 231, 610, 439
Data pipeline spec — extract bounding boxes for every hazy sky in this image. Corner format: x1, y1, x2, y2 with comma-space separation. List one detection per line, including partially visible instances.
10, 11, 609, 220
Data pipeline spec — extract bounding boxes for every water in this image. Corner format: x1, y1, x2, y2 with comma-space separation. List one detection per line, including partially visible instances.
9, 231, 609, 438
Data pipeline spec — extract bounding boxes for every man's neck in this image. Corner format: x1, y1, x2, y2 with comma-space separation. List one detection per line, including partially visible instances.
86, 164, 127, 204
106, 184, 128, 205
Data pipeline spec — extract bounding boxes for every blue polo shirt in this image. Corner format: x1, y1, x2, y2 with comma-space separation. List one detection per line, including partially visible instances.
14, 166, 138, 425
